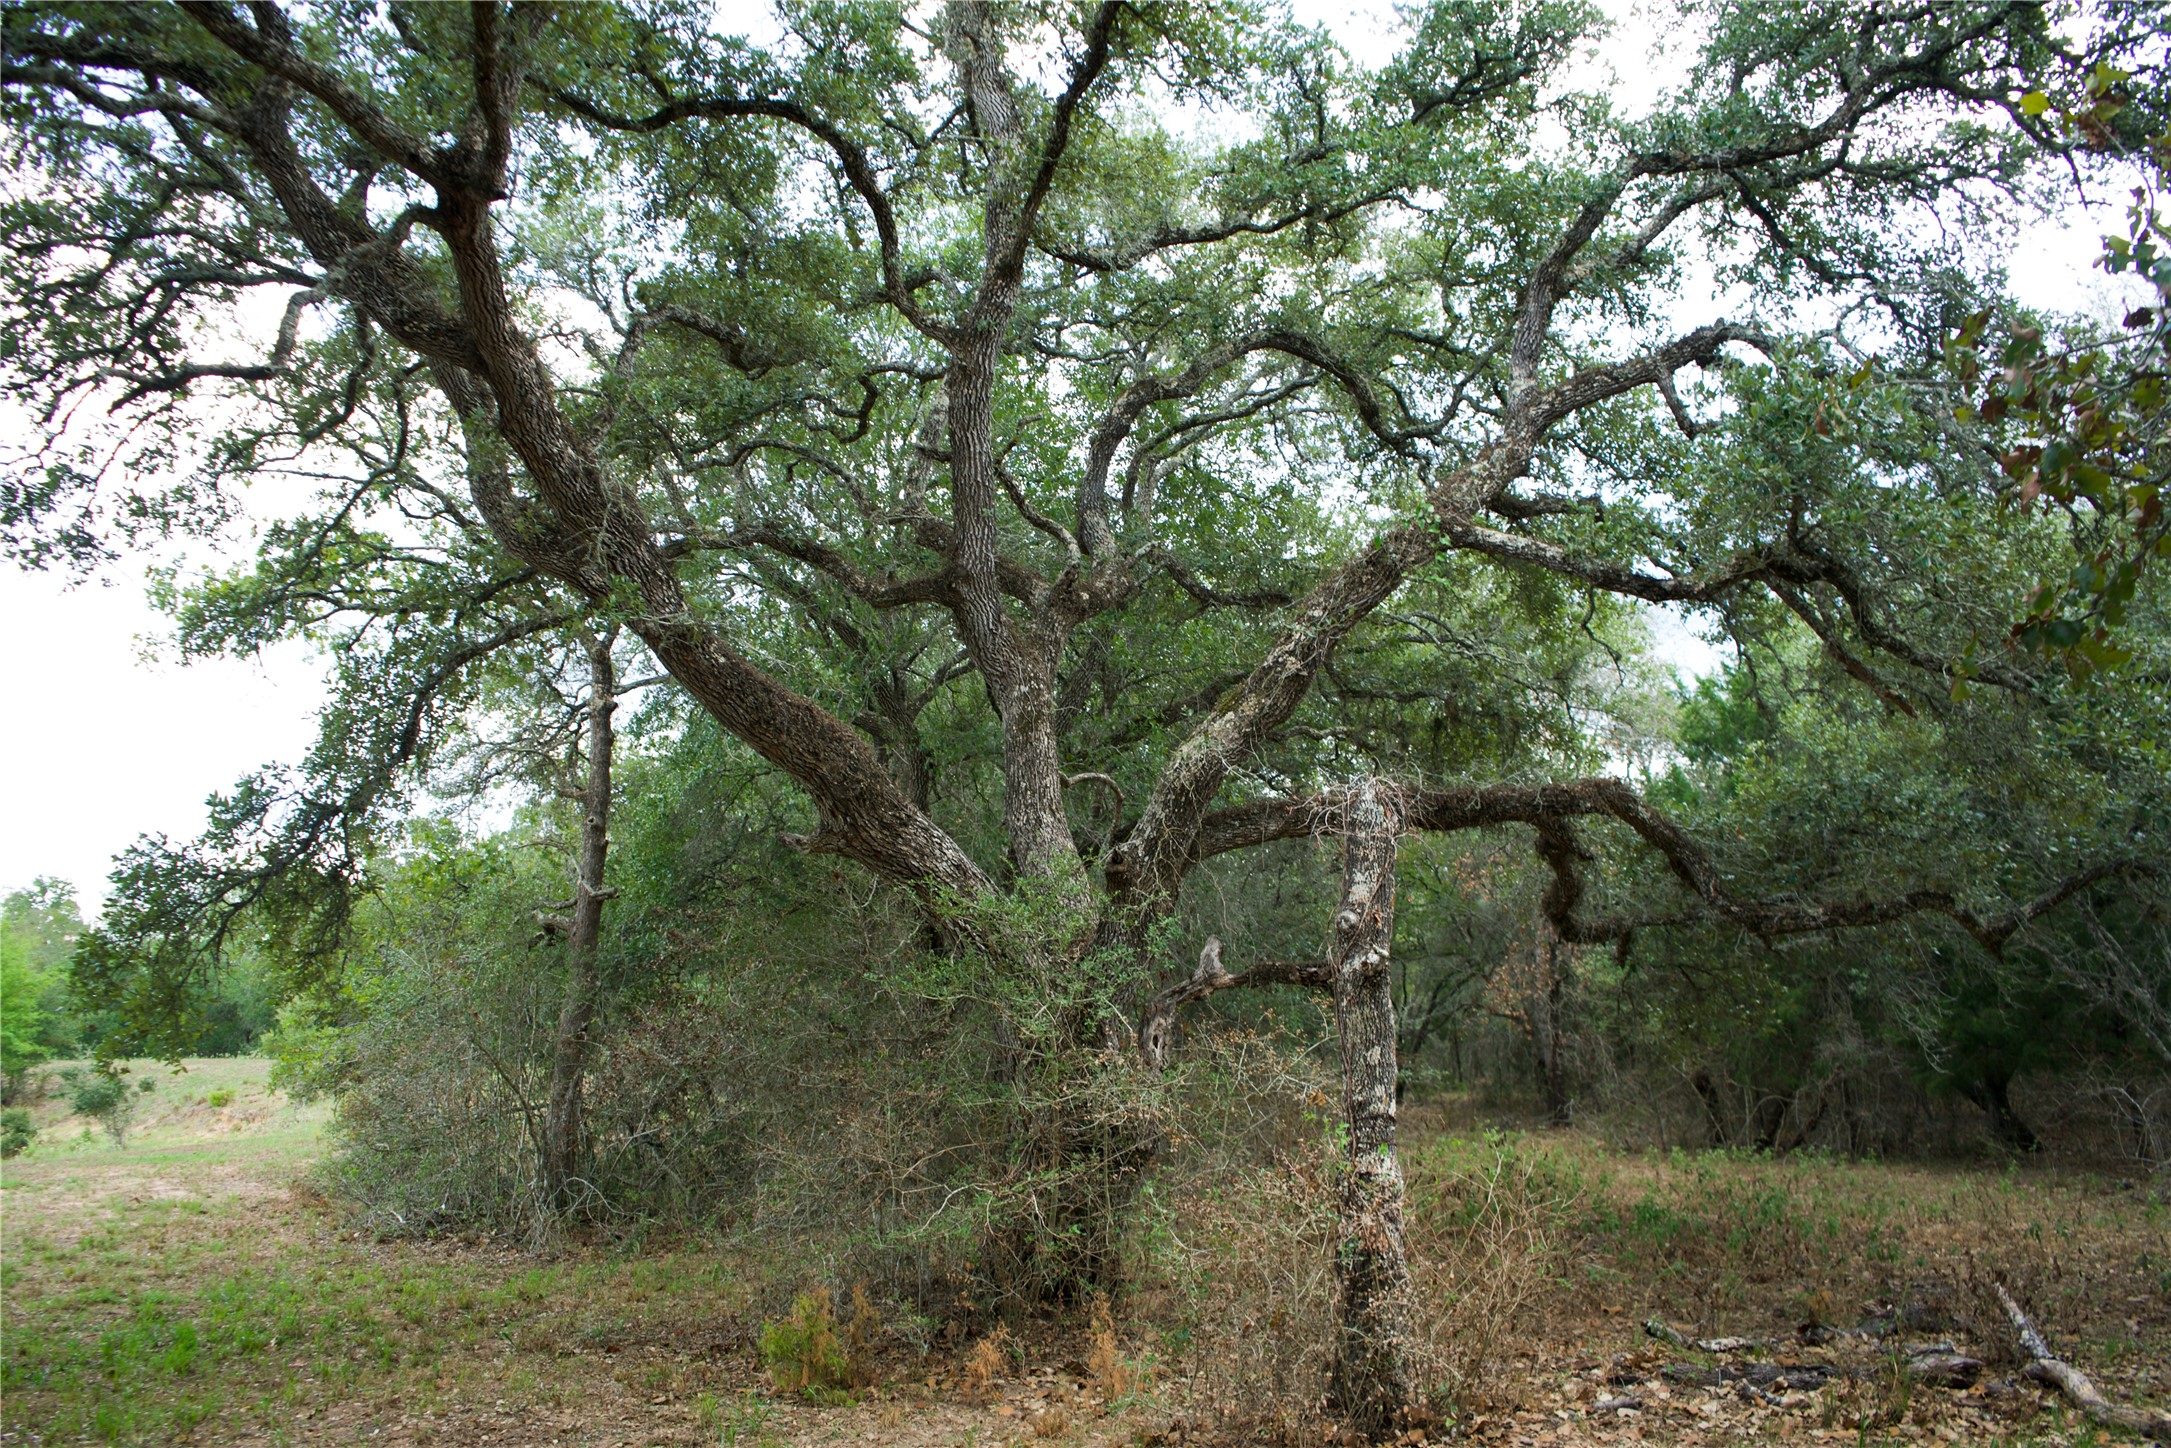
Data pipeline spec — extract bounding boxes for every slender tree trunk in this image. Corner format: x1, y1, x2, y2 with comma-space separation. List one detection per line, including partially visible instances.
1329, 781, 1419, 1439
1751, 1093, 1789, 1152
1691, 1068, 1731, 1144
541, 633, 616, 1214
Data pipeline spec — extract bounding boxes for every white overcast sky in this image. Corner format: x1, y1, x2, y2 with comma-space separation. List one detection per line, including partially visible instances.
0, 2, 2135, 908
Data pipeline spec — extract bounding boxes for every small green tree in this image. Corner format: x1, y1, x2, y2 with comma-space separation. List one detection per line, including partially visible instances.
60, 1066, 144, 1146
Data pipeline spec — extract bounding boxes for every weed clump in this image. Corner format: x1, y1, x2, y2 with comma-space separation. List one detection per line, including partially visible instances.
842, 1281, 881, 1386
696, 1389, 780, 1445
1086, 1292, 1135, 1403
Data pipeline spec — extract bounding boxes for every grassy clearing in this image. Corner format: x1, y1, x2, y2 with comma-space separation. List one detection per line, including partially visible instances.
0, 1058, 1149, 1447
2, 1063, 2166, 1446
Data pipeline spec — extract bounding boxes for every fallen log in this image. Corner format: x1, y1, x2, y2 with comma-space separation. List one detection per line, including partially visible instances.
1641, 1318, 1692, 1351
1859, 1300, 1955, 1340
1904, 1349, 1983, 1389
1697, 1335, 1767, 1354
1641, 1319, 1773, 1354
1661, 1361, 1842, 1391
1994, 1282, 2171, 1441
1801, 1300, 1956, 1346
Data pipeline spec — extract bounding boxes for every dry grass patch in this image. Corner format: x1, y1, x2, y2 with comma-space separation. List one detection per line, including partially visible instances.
1135, 1111, 2168, 1445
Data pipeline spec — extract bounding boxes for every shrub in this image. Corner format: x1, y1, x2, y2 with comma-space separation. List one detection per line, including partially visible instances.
760, 1290, 849, 1397
841, 1282, 881, 1387
960, 1324, 1012, 1402
260, 997, 349, 1102
61, 1067, 140, 1145
1155, 1123, 1576, 1438
1157, 1145, 1339, 1438
1, 1107, 34, 1157
1086, 1293, 1137, 1403
204, 1087, 233, 1108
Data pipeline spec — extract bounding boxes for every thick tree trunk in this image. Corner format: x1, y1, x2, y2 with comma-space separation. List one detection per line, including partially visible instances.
1329, 781, 1420, 1439
1962, 1071, 2039, 1152
1539, 932, 1571, 1126
541, 634, 615, 1214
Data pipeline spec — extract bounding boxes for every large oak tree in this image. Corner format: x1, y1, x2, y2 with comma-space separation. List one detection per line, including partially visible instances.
6, 1, 2165, 1431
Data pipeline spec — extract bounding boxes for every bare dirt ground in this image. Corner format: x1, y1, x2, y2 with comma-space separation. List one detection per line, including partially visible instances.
3, 1062, 2166, 1447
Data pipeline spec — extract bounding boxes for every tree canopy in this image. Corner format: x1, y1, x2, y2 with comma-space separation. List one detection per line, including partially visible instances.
8, 0, 2162, 975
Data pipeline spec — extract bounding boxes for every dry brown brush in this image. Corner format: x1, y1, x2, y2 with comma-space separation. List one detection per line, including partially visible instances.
1139, 1040, 1576, 1440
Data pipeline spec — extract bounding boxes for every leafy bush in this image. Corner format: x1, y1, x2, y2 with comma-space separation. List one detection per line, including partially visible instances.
61, 1067, 141, 1145
1, 1107, 34, 1157
205, 1088, 233, 1108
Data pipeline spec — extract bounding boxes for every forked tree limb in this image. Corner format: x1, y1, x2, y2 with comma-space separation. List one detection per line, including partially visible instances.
1995, 1282, 2171, 1441
1136, 935, 1332, 1070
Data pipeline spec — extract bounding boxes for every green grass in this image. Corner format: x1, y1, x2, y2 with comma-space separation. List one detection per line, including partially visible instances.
0, 1056, 763, 1445
2, 1055, 305, 1161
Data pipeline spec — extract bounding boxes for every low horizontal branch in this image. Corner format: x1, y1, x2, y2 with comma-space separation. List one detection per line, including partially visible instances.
1193, 777, 2150, 954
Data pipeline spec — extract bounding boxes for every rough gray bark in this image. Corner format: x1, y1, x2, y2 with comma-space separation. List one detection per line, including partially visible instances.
929, 1, 1117, 899
1328, 781, 1419, 1439
540, 632, 615, 1214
